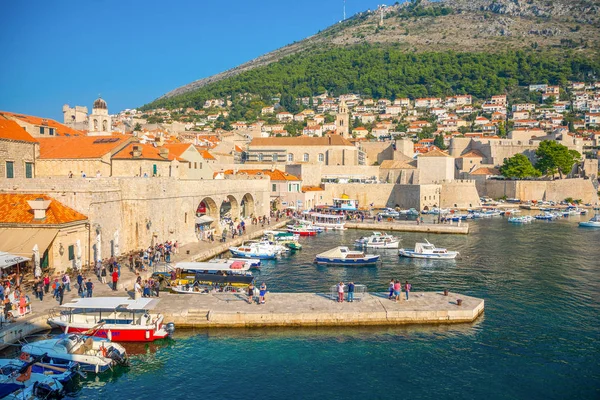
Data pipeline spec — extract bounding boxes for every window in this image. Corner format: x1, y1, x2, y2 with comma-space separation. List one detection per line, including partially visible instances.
318, 153, 324, 162
25, 162, 33, 178
6, 161, 14, 178
189, 162, 192, 169
258, 153, 263, 162
303, 153, 309, 162
272, 154, 278, 162
68, 245, 75, 261
272, 184, 277, 192
287, 153, 294, 162
194, 162, 197, 169
39, 127, 44, 135
49, 128, 54, 136
153, 164, 157, 176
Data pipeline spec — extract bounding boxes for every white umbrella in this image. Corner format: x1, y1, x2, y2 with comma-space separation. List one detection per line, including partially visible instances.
96, 232, 102, 262
113, 230, 120, 257
33, 244, 41, 278
0, 252, 30, 270
75, 239, 82, 270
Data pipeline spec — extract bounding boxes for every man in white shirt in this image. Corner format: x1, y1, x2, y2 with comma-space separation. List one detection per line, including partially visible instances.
134, 280, 142, 300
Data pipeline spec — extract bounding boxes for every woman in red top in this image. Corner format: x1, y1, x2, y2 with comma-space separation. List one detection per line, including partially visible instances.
111, 270, 119, 291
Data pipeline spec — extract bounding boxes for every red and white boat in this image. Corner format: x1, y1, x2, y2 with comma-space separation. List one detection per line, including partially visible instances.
48, 297, 175, 342
286, 224, 320, 236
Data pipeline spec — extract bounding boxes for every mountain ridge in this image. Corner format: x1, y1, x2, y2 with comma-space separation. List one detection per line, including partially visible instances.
152, 0, 599, 104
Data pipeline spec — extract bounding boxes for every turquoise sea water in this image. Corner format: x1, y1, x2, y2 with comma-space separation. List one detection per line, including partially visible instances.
66, 219, 600, 399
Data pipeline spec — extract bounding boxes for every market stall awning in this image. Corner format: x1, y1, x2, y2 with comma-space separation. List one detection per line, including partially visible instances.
0, 251, 30, 270
195, 215, 214, 224
0, 228, 59, 257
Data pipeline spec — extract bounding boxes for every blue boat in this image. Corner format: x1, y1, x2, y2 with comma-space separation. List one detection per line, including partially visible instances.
314, 246, 380, 266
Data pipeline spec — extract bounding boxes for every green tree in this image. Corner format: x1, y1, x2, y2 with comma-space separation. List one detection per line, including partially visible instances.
497, 121, 507, 138
433, 134, 446, 150
499, 154, 541, 179
535, 140, 581, 178
544, 95, 556, 106
134, 123, 142, 131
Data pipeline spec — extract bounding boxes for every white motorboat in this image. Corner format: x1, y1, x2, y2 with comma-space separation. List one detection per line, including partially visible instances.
315, 246, 380, 266
398, 208, 419, 216
21, 334, 129, 373
378, 208, 400, 218
508, 215, 533, 223
209, 258, 261, 269
48, 297, 174, 342
398, 239, 459, 259
579, 214, 600, 228
229, 241, 278, 259
355, 232, 400, 249
0, 355, 73, 399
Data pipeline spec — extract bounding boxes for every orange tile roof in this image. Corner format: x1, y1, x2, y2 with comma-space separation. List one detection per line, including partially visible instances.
0, 194, 88, 225
250, 136, 354, 147
38, 135, 131, 159
0, 118, 38, 143
112, 143, 180, 161
302, 185, 324, 192
201, 150, 216, 160
418, 148, 449, 157
0, 111, 83, 136
162, 143, 194, 158
219, 169, 300, 181
461, 149, 485, 158
470, 167, 500, 176
234, 145, 244, 153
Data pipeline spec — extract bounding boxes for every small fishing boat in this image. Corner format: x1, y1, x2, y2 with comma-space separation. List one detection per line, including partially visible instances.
229, 241, 278, 259
0, 377, 64, 400
48, 297, 174, 342
535, 212, 560, 220
286, 224, 319, 236
579, 214, 600, 228
378, 208, 400, 218
508, 215, 533, 223
355, 232, 400, 249
315, 246, 380, 266
170, 261, 253, 293
21, 334, 129, 374
398, 239, 458, 259
209, 258, 261, 269
0, 355, 80, 385
263, 231, 302, 251
398, 208, 419, 216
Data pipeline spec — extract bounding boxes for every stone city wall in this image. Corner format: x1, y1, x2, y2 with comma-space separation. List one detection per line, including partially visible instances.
440, 180, 482, 208
0, 177, 271, 260
483, 178, 599, 203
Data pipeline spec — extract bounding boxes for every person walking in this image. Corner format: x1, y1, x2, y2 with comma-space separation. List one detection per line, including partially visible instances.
259, 282, 267, 304
111, 269, 119, 291
56, 283, 65, 306
154, 280, 160, 297
393, 280, 401, 302
405, 281, 411, 301
347, 282, 355, 302
52, 278, 60, 299
100, 265, 107, 284
134, 278, 142, 300
85, 279, 94, 298
247, 283, 255, 304
63, 273, 71, 292
76, 273, 84, 297
36, 279, 44, 301
337, 282, 345, 303
43, 274, 50, 294
388, 279, 395, 300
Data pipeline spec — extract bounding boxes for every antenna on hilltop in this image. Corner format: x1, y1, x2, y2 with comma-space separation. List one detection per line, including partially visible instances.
343, 0, 346, 21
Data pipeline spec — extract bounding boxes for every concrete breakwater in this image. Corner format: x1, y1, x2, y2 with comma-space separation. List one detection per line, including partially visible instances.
345, 222, 469, 234
157, 291, 484, 328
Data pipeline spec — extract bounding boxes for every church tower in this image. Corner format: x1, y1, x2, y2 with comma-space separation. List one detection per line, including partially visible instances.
336, 100, 350, 138
88, 96, 112, 136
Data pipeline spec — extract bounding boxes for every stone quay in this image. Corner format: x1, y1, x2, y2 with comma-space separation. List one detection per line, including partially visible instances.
345, 221, 469, 234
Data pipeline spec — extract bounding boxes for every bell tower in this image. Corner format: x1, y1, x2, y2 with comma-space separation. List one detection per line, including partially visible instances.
336, 100, 349, 138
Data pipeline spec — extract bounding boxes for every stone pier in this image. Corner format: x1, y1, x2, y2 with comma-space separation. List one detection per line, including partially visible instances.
345, 221, 469, 234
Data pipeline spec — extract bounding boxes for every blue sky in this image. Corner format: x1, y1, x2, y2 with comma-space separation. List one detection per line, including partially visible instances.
0, 0, 388, 120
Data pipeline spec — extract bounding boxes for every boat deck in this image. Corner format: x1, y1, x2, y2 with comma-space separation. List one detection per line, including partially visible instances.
158, 291, 484, 328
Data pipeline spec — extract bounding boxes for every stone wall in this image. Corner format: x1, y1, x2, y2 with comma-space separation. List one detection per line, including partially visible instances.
440, 180, 482, 208
483, 178, 599, 203
0, 177, 271, 259
36, 156, 112, 178
0, 140, 38, 178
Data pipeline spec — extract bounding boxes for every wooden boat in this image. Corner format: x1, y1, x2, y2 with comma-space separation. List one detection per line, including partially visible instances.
315, 246, 380, 266
21, 334, 129, 373
47, 297, 174, 342
398, 240, 458, 259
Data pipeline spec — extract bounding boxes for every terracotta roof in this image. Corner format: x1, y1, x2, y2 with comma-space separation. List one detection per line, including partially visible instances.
234, 145, 244, 153
417, 148, 450, 157
38, 135, 131, 159
0, 194, 87, 225
0, 118, 38, 143
0, 111, 83, 136
461, 149, 485, 158
470, 167, 500, 176
200, 150, 216, 160
112, 143, 180, 161
218, 169, 300, 181
380, 159, 417, 169
301, 185, 324, 192
162, 143, 194, 158
250, 136, 354, 147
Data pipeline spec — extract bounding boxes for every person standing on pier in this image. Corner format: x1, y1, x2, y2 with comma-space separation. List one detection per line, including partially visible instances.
393, 280, 401, 302
111, 269, 119, 291
36, 279, 44, 301
100, 265, 107, 284
85, 279, 94, 298
247, 283, 255, 304
388, 279, 395, 300
347, 282, 355, 302
337, 282, 345, 303
56, 283, 64, 306
259, 282, 267, 304
77, 273, 84, 297
43, 274, 50, 294
405, 281, 411, 301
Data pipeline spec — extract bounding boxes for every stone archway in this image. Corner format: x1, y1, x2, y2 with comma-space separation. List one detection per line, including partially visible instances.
240, 193, 255, 218
196, 197, 218, 232
220, 195, 239, 223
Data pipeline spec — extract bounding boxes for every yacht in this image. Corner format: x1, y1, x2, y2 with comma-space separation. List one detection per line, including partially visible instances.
398, 240, 458, 259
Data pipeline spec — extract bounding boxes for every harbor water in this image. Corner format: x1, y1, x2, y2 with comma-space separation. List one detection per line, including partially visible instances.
64, 219, 600, 398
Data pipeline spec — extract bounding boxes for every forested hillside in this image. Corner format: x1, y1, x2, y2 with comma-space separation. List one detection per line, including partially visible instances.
142, 47, 600, 116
